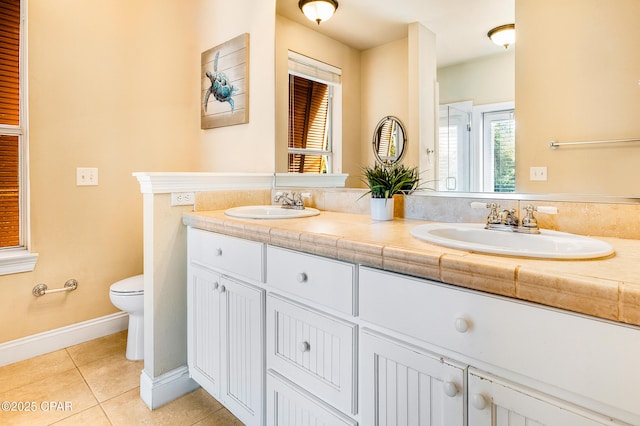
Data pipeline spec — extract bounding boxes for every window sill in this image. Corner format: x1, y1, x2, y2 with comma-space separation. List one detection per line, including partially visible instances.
0, 248, 39, 275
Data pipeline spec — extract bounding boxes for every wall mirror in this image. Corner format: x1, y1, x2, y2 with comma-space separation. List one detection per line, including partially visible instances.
275, 0, 640, 198
372, 116, 406, 165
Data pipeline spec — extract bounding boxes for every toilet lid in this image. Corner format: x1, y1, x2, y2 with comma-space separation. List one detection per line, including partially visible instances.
110, 274, 144, 294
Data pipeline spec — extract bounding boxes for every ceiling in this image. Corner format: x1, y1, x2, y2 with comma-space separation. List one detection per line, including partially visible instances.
276, 0, 514, 67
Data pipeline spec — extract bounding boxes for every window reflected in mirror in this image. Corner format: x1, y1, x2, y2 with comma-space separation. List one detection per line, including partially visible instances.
287, 51, 341, 174
288, 74, 331, 173
438, 102, 514, 192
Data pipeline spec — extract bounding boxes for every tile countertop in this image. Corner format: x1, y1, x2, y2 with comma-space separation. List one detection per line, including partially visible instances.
183, 210, 640, 327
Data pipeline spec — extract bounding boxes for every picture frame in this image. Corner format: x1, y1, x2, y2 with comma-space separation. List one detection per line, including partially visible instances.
201, 33, 250, 129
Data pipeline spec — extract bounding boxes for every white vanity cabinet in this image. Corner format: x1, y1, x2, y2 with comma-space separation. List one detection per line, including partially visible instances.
265, 246, 358, 425
359, 266, 639, 426
187, 227, 265, 426
185, 224, 640, 426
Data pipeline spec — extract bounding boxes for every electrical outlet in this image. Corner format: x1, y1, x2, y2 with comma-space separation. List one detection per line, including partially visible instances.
530, 166, 548, 181
76, 167, 98, 186
171, 192, 195, 206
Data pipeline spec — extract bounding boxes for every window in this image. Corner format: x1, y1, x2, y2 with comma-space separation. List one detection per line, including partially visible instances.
0, 0, 36, 274
287, 51, 341, 174
438, 101, 514, 193
483, 109, 515, 192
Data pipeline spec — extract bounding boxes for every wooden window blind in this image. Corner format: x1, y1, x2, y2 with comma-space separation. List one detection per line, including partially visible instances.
0, 0, 21, 248
0, 0, 20, 126
288, 74, 329, 173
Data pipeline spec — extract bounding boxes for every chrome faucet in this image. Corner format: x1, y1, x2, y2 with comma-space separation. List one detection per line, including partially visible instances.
274, 191, 306, 210
471, 202, 558, 234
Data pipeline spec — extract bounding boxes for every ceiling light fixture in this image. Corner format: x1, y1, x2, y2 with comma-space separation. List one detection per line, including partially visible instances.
488, 24, 516, 49
298, 0, 338, 25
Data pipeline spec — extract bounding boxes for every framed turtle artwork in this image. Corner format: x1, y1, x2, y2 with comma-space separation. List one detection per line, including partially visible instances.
201, 33, 250, 129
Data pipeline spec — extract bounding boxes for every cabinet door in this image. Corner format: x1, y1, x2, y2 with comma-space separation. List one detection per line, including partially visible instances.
220, 276, 265, 426
468, 368, 626, 426
187, 266, 222, 398
360, 329, 465, 426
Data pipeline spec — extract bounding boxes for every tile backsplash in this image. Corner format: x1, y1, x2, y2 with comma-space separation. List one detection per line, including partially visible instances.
194, 188, 640, 240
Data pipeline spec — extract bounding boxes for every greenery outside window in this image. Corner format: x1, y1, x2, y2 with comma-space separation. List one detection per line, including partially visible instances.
483, 109, 515, 192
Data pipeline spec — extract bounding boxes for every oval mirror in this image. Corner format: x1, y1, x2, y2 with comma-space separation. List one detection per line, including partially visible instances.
372, 116, 406, 165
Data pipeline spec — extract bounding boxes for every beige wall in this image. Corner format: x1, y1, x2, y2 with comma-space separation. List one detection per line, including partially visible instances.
438, 51, 515, 106
275, 15, 362, 187
516, 0, 640, 195
361, 38, 409, 168
197, 0, 276, 173
0, 0, 202, 343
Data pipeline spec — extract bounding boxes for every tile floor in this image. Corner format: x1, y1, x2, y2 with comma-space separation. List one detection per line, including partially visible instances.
0, 331, 243, 425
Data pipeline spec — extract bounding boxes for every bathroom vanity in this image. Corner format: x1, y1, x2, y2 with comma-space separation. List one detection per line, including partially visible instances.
184, 210, 640, 426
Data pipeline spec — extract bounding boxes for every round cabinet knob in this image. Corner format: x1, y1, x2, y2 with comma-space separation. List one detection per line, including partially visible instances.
471, 393, 488, 410
219, 285, 226, 293
298, 341, 310, 352
454, 317, 470, 333
443, 381, 458, 397
296, 272, 308, 283
215, 248, 223, 256
212, 282, 219, 290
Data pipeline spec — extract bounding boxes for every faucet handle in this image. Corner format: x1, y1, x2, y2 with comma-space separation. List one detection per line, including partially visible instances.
470, 202, 502, 225
520, 204, 557, 232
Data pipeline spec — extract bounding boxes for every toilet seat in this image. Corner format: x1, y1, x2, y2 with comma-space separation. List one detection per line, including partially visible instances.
110, 274, 144, 295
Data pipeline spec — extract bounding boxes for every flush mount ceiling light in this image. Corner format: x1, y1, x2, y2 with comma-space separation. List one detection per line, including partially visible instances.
488, 24, 516, 49
299, 0, 338, 25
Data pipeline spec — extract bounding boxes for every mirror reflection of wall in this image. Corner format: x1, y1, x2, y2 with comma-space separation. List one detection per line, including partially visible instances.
437, 50, 515, 192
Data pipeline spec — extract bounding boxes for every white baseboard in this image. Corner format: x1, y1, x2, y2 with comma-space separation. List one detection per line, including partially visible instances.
0, 311, 129, 367
140, 366, 199, 409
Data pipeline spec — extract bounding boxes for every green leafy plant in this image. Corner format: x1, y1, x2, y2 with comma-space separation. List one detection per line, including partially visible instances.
361, 162, 420, 199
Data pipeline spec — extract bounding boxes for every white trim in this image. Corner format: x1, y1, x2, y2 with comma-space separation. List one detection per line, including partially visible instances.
140, 366, 199, 409
275, 173, 348, 188
132, 172, 274, 194
0, 248, 38, 275
288, 50, 342, 85
0, 312, 128, 367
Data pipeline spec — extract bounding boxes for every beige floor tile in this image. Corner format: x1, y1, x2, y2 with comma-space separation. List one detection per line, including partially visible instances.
0, 368, 98, 426
50, 405, 111, 426
0, 350, 76, 394
77, 353, 143, 402
102, 387, 223, 426
193, 407, 244, 425
66, 331, 128, 367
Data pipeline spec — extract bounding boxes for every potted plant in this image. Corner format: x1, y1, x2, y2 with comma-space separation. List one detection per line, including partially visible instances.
361, 162, 420, 220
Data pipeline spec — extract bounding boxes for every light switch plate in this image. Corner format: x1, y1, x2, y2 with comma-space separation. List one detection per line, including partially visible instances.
530, 166, 547, 181
77, 167, 98, 186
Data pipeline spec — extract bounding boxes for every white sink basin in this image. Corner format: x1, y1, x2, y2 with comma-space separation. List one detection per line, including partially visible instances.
410, 222, 614, 259
224, 205, 320, 219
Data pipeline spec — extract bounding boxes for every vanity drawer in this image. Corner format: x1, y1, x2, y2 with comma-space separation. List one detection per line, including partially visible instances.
267, 370, 358, 426
187, 227, 264, 282
266, 245, 356, 315
267, 294, 357, 416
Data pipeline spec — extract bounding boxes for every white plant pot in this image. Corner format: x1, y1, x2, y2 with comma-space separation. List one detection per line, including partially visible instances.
370, 197, 394, 221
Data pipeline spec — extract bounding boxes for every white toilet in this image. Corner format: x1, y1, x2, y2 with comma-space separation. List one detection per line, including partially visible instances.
109, 274, 144, 360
